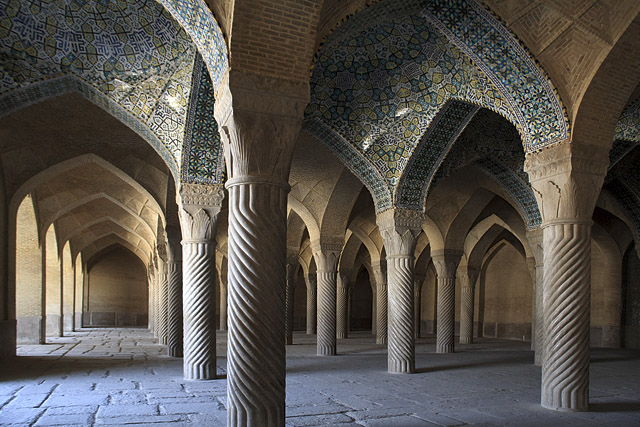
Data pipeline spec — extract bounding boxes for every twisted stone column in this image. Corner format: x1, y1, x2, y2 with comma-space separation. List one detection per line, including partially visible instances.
215, 73, 305, 426
167, 228, 183, 358
372, 261, 387, 345
158, 261, 169, 345
414, 274, 424, 339
541, 222, 592, 410
226, 177, 288, 426
371, 283, 377, 336
179, 183, 223, 380
305, 274, 317, 334
336, 272, 350, 339
433, 250, 462, 354
525, 142, 607, 412
459, 266, 479, 345
148, 269, 155, 333
152, 266, 160, 338
527, 229, 544, 366
377, 209, 422, 374
219, 280, 227, 331
285, 260, 296, 345
313, 245, 341, 356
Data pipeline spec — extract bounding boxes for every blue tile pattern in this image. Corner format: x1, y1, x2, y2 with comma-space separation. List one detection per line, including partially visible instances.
475, 157, 540, 228
155, 0, 228, 92
0, 0, 198, 175
432, 108, 541, 228
305, 0, 566, 211
182, 54, 225, 184
423, 0, 568, 151
397, 100, 478, 209
615, 98, 640, 143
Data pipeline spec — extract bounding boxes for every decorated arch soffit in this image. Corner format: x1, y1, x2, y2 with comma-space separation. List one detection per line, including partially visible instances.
181, 54, 225, 184
432, 108, 541, 229
154, 0, 229, 93
303, 0, 568, 213
610, 98, 640, 169
0, 0, 227, 180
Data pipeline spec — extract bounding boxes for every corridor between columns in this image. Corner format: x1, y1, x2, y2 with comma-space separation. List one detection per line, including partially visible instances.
4, 328, 640, 426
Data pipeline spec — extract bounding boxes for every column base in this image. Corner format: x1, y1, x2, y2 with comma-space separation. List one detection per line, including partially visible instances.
389, 360, 414, 374
541, 401, 589, 413
436, 343, 454, 353
376, 337, 387, 345
317, 346, 336, 356
184, 365, 217, 381
459, 336, 472, 344
337, 332, 347, 339
168, 345, 183, 358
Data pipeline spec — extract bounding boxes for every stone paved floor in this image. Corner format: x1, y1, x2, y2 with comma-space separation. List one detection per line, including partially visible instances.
1, 329, 640, 426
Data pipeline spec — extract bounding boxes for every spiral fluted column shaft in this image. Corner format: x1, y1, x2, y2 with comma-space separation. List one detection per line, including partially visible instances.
153, 274, 160, 338
148, 276, 155, 333
371, 287, 377, 336
285, 265, 295, 345
436, 276, 456, 353
541, 222, 591, 411
336, 286, 349, 339
413, 284, 422, 339
227, 181, 287, 426
158, 270, 169, 345
219, 285, 227, 331
377, 283, 388, 345
459, 285, 474, 344
534, 262, 544, 365
167, 261, 183, 357
387, 256, 415, 373
317, 271, 337, 355
306, 284, 316, 334
432, 252, 460, 354
183, 242, 216, 380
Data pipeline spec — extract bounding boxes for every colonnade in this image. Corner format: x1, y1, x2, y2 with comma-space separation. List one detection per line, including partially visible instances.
142, 112, 609, 425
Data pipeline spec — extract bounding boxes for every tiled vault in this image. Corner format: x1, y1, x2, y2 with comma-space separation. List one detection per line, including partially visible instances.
304, 0, 567, 212
0, 0, 202, 176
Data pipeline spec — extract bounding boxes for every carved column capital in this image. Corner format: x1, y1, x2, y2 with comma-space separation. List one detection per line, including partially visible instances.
337, 270, 351, 288
376, 209, 423, 257
524, 142, 608, 224
178, 183, 224, 243
431, 249, 463, 278
304, 273, 317, 290
215, 72, 308, 183
166, 225, 182, 263
371, 261, 386, 286
311, 238, 343, 272
526, 228, 544, 266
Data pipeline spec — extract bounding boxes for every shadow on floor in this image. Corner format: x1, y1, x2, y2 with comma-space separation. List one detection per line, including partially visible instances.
415, 354, 533, 374
590, 402, 640, 412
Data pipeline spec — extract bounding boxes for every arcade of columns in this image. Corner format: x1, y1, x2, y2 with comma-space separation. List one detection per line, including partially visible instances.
1, 1, 640, 427
139, 88, 618, 423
